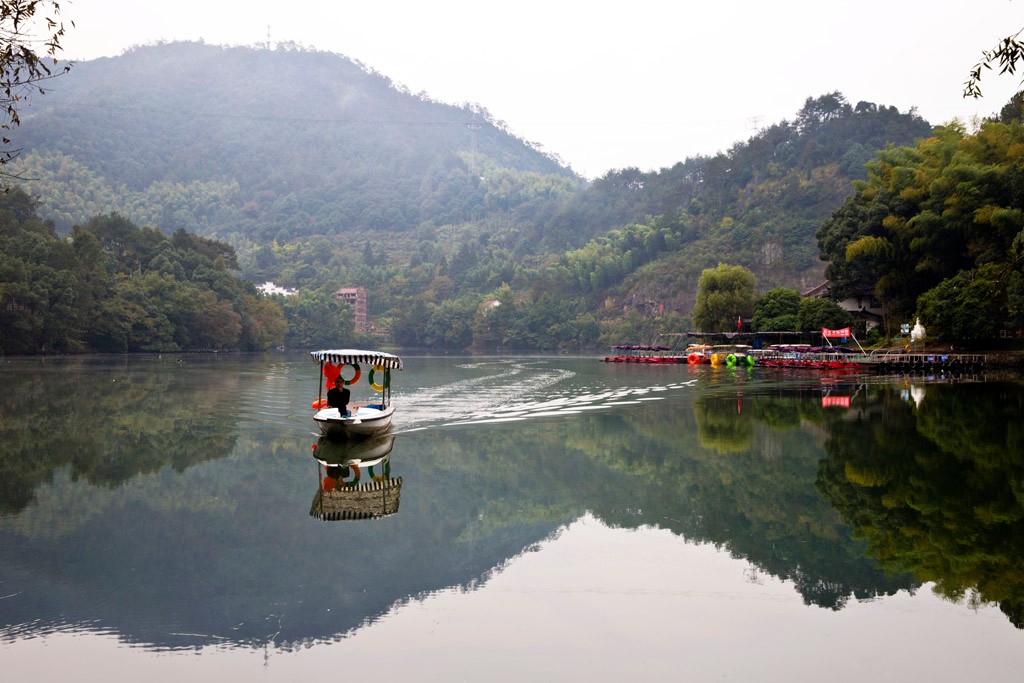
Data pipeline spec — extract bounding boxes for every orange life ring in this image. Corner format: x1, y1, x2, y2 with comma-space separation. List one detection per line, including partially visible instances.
687, 353, 701, 365
312, 398, 328, 409
341, 363, 361, 386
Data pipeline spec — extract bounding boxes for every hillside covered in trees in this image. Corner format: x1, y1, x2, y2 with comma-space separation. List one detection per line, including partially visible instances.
0, 188, 284, 354
13, 41, 574, 240
5, 41, 989, 352
816, 105, 1024, 342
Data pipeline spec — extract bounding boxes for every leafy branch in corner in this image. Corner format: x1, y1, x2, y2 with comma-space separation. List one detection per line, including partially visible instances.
964, 27, 1024, 98
0, 0, 73, 173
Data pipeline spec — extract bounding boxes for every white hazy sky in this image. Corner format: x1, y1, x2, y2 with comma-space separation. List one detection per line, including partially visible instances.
52, 0, 1024, 178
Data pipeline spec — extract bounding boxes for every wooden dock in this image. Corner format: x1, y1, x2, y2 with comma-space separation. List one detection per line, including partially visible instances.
756, 350, 986, 372
602, 348, 988, 372
856, 351, 986, 372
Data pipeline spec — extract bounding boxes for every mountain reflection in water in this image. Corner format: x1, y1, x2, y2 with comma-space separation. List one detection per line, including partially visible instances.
0, 355, 1021, 658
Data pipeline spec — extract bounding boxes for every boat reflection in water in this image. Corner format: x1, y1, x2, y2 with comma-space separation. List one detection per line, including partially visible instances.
309, 434, 401, 521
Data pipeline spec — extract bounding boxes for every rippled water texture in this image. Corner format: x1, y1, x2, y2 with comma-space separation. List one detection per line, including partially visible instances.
1, 353, 1022, 681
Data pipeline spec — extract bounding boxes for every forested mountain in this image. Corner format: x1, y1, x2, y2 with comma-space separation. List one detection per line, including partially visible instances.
14, 41, 574, 240
547, 97, 933, 332
4, 42, 943, 351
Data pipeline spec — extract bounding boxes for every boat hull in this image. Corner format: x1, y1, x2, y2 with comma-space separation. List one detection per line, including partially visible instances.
314, 404, 395, 438
313, 433, 395, 465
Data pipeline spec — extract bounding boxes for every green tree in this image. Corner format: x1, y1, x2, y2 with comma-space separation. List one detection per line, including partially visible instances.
240, 295, 286, 351
797, 297, 851, 333
280, 288, 353, 349
110, 273, 191, 351
472, 283, 515, 349
692, 263, 756, 332
0, 191, 77, 352
996, 92, 1024, 122
391, 299, 431, 348
189, 290, 242, 349
0, 187, 291, 353
917, 266, 1005, 341
814, 140, 941, 325
424, 297, 474, 350
68, 227, 113, 348
752, 287, 801, 331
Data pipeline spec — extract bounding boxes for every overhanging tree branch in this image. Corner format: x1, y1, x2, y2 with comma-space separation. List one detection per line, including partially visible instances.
964, 27, 1024, 98
0, 0, 73, 173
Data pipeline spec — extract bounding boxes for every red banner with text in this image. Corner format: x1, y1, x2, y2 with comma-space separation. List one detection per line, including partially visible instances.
821, 327, 851, 339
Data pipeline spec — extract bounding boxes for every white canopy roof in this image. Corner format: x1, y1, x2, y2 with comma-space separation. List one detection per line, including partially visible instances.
310, 349, 403, 370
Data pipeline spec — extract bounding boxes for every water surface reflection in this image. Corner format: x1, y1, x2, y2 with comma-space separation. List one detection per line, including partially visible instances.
310, 434, 401, 521
816, 381, 1024, 626
0, 355, 1022, 665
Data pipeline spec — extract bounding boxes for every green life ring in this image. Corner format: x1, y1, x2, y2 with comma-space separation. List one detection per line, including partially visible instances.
369, 459, 391, 482
368, 365, 388, 392
726, 353, 737, 368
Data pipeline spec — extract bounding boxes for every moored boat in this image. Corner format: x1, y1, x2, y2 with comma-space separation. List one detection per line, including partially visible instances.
707, 344, 755, 368
602, 344, 680, 363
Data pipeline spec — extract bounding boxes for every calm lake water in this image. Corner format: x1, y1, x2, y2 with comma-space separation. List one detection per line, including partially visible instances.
1, 353, 1023, 681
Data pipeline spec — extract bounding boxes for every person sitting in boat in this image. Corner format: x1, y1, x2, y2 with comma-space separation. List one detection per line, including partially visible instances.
326, 377, 351, 416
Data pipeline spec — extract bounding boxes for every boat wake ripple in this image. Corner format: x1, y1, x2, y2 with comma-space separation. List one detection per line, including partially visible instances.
393, 359, 698, 433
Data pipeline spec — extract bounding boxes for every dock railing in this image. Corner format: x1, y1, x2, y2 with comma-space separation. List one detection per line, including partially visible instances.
867, 351, 986, 370
752, 349, 986, 371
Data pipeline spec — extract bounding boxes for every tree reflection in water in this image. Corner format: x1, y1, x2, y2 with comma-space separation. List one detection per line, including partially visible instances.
816, 381, 1024, 627
0, 357, 241, 515
595, 382, 917, 611
2, 355, 1022, 648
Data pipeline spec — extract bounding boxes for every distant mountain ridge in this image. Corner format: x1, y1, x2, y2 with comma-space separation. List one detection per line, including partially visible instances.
13, 41, 574, 239
5, 41, 941, 350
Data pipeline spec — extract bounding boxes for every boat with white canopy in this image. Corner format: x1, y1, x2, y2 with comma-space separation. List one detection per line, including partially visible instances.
310, 349, 403, 438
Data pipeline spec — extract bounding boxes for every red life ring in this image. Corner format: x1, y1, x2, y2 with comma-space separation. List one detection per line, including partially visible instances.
341, 363, 361, 386
339, 464, 360, 486
687, 353, 701, 365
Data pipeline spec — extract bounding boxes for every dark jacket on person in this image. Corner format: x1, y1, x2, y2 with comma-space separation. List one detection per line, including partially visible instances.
327, 386, 350, 414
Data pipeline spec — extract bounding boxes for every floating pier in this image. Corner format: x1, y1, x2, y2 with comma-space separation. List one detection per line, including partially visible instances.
722, 350, 986, 372
602, 346, 987, 372
856, 352, 986, 373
